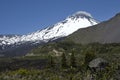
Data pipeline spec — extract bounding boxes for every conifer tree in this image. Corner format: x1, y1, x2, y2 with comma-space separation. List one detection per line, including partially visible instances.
49, 55, 55, 68
70, 52, 76, 68
61, 53, 67, 68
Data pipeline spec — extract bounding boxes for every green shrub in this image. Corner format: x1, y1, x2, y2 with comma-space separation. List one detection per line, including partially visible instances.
84, 50, 96, 65
15, 68, 30, 76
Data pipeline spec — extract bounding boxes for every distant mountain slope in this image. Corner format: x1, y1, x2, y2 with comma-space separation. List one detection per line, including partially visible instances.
0, 11, 99, 57
0, 11, 98, 46
65, 13, 120, 44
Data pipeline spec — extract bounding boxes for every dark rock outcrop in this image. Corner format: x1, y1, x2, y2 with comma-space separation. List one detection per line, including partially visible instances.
89, 58, 108, 72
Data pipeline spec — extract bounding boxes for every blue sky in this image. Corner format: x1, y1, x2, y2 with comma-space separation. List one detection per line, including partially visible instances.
0, 0, 120, 35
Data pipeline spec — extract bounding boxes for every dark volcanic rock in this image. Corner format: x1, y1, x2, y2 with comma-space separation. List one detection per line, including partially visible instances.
89, 58, 108, 71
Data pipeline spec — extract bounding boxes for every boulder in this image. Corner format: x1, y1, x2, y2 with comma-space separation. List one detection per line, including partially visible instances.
89, 58, 108, 71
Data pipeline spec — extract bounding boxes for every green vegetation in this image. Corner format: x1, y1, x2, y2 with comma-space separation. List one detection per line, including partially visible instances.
48, 55, 55, 68
84, 49, 96, 65
70, 52, 76, 68
0, 41, 120, 80
61, 53, 68, 68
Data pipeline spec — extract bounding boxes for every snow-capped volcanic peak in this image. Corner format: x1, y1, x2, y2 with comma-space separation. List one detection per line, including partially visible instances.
0, 11, 99, 46
22, 11, 99, 41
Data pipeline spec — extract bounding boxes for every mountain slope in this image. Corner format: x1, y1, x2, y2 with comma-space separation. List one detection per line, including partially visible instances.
0, 11, 98, 46
0, 11, 99, 57
65, 13, 120, 44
